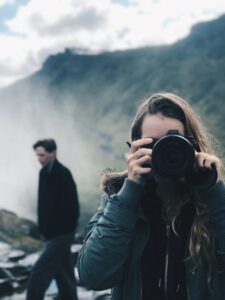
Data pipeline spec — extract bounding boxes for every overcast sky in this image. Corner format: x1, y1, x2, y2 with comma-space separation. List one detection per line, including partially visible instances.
0, 0, 225, 88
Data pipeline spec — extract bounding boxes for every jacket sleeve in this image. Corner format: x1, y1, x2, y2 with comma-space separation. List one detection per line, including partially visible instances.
77, 179, 144, 291
197, 180, 225, 267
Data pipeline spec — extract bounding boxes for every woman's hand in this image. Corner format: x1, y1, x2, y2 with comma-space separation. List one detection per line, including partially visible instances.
127, 138, 152, 184
195, 152, 222, 180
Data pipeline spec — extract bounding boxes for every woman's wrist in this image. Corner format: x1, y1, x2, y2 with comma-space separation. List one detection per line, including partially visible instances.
117, 178, 145, 210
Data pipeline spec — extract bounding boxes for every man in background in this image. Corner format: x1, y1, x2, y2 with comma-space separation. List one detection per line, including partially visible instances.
27, 138, 79, 300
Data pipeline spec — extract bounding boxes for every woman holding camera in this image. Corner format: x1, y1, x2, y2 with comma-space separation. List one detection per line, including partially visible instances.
77, 93, 225, 300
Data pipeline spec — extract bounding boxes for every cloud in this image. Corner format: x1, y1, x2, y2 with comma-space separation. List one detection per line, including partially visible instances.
0, 0, 15, 6
0, 0, 224, 87
38, 7, 107, 36
0, 33, 40, 86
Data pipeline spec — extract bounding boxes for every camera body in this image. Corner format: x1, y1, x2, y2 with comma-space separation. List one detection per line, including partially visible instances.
144, 130, 217, 189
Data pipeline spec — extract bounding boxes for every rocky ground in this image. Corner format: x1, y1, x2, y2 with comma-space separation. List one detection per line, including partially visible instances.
0, 209, 110, 300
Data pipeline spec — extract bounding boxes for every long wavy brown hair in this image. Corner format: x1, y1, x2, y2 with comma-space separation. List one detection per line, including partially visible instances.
101, 92, 224, 285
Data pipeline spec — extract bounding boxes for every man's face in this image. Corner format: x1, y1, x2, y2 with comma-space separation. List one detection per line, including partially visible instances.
35, 146, 56, 166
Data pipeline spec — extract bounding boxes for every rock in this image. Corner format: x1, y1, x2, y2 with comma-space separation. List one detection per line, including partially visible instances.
0, 279, 14, 296
18, 252, 40, 268
8, 250, 26, 262
93, 291, 111, 300
0, 242, 32, 297
0, 208, 111, 300
0, 209, 43, 253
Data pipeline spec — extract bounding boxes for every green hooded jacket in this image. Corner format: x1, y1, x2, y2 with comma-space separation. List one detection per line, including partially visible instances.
77, 179, 225, 300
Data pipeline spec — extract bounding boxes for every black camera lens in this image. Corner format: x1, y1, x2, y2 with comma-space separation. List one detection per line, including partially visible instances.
151, 134, 195, 179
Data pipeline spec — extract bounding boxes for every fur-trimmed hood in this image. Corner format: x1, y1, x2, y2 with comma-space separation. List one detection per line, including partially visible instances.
100, 169, 128, 196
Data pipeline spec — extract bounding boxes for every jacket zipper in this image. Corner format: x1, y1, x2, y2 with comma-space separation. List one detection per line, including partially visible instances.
164, 224, 170, 300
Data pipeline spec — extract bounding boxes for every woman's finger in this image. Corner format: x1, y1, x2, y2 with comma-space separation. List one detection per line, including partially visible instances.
135, 148, 152, 159
196, 153, 206, 168
204, 159, 212, 169
195, 152, 222, 179
130, 138, 153, 154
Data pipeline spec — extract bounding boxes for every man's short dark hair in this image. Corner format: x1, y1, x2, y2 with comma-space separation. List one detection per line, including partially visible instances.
33, 139, 57, 153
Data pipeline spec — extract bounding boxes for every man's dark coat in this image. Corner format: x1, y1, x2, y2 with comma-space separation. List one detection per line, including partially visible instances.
38, 159, 79, 239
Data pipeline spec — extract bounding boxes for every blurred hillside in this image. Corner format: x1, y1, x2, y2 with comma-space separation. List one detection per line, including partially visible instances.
37, 14, 225, 145
0, 14, 224, 228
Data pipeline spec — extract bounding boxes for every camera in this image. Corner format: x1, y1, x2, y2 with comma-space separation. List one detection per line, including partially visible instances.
145, 129, 217, 189
147, 129, 196, 179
